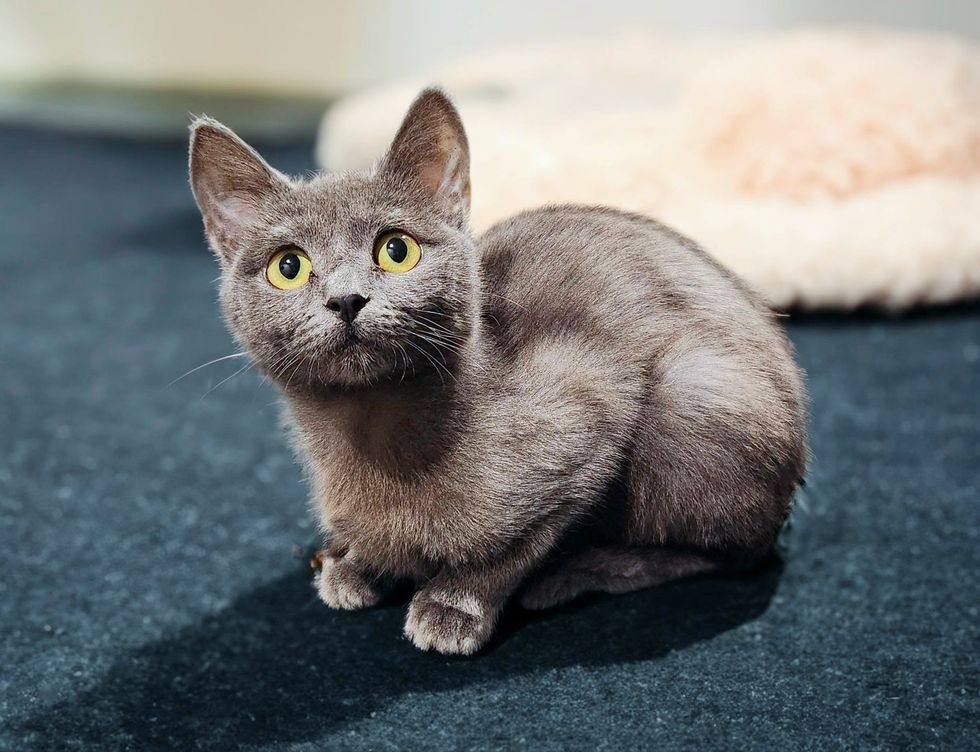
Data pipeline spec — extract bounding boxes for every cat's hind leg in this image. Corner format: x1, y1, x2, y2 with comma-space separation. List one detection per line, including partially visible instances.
518, 546, 719, 611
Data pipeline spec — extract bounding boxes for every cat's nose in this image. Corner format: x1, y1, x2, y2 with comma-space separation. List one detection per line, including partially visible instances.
325, 294, 369, 324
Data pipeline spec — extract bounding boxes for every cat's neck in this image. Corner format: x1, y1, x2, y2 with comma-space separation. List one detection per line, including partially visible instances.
286, 331, 487, 473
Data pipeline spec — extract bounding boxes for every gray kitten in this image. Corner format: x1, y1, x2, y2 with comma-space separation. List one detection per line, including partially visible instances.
189, 89, 807, 655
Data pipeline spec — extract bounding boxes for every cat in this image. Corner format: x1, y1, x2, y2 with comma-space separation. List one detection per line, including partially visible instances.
189, 88, 807, 655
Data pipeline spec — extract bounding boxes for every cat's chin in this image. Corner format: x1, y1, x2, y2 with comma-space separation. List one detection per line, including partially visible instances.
285, 341, 401, 390
320, 362, 392, 388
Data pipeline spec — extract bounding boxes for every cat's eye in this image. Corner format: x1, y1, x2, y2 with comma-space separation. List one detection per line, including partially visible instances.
375, 231, 422, 273
266, 248, 313, 290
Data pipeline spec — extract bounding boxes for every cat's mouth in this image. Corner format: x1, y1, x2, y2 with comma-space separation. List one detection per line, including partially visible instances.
270, 317, 409, 387
327, 324, 386, 365
335, 325, 365, 350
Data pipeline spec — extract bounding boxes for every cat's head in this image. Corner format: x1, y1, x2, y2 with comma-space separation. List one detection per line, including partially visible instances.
189, 89, 476, 390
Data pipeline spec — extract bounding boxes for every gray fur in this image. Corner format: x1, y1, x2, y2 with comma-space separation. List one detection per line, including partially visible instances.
189, 88, 807, 655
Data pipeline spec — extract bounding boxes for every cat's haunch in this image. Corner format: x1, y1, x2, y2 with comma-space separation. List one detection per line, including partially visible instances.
189, 88, 807, 655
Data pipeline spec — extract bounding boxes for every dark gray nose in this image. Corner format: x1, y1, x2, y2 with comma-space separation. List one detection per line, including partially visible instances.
325, 294, 369, 324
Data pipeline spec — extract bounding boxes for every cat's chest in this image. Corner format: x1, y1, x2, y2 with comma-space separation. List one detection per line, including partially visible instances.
311, 450, 493, 574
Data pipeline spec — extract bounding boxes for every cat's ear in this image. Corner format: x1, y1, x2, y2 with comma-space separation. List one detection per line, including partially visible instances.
378, 88, 470, 224
189, 118, 288, 262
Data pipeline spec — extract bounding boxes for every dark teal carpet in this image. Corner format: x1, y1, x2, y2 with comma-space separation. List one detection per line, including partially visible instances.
1, 125, 977, 751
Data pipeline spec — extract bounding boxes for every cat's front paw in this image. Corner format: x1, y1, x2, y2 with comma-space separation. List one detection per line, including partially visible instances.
404, 589, 496, 655
315, 555, 382, 610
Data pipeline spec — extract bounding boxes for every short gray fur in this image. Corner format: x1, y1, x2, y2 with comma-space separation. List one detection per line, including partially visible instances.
188, 88, 808, 655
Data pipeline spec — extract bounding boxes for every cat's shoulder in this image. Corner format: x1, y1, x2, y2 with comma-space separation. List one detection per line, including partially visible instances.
476, 203, 707, 268
477, 204, 763, 310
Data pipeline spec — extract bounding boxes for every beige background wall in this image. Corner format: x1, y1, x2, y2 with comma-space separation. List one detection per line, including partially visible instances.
1, 0, 978, 95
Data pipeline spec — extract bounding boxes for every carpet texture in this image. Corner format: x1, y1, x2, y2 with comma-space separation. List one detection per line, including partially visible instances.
1, 125, 978, 751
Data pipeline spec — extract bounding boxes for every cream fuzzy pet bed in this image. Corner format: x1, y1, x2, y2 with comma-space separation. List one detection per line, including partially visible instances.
318, 29, 980, 310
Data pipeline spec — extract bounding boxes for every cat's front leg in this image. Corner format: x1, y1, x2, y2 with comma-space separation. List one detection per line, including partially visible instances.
404, 533, 557, 655
314, 545, 385, 610
404, 582, 498, 655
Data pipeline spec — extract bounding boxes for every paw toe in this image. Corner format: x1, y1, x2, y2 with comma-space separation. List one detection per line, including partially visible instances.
315, 559, 380, 610
404, 596, 492, 655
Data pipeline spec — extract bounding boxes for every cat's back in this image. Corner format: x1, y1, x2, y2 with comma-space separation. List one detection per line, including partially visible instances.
477, 204, 777, 360
474, 204, 806, 488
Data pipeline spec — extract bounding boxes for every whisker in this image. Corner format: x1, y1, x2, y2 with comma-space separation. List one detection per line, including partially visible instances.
275, 351, 304, 384
198, 360, 255, 401
393, 341, 410, 385
416, 338, 464, 360
405, 339, 454, 386
283, 350, 310, 391
401, 341, 417, 382
413, 317, 465, 338
415, 318, 463, 336
412, 329, 465, 352
265, 348, 295, 381
169, 352, 248, 386
483, 291, 529, 311
269, 348, 301, 382
410, 324, 466, 351
417, 308, 455, 318
307, 340, 324, 385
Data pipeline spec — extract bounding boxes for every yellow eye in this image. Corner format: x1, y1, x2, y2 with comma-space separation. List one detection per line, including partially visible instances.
375, 232, 422, 273
266, 248, 313, 290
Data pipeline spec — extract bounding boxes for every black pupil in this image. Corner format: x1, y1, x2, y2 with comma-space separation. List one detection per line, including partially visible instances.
386, 237, 408, 263
279, 253, 300, 280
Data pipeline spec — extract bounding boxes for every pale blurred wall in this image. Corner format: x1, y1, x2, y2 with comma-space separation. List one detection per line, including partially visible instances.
1, 0, 977, 94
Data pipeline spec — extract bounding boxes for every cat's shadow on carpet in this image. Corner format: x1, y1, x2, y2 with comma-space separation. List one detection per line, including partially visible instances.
21, 559, 783, 750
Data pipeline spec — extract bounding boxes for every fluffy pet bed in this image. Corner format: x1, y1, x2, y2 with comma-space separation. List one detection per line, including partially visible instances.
318, 29, 980, 310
